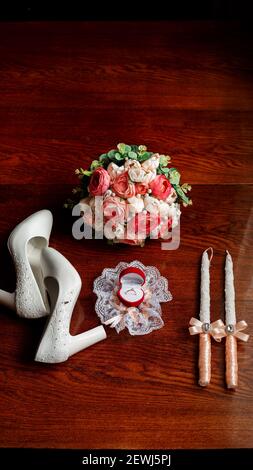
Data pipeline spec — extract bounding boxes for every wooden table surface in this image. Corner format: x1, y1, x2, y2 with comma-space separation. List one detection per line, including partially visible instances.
0, 21, 252, 450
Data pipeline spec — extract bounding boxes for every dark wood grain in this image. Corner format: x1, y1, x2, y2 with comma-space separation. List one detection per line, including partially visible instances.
0, 21, 253, 450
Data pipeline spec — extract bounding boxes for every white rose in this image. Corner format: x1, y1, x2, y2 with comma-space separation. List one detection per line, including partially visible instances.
127, 196, 144, 217
143, 195, 161, 214
124, 159, 138, 171
142, 153, 160, 172
107, 162, 125, 182
142, 171, 156, 184
166, 203, 181, 228
126, 160, 146, 182
159, 200, 171, 217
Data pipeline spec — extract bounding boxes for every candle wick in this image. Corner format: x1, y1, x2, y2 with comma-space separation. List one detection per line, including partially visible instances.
205, 247, 213, 262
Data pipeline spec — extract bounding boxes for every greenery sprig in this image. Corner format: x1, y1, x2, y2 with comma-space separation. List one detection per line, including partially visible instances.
64, 143, 192, 208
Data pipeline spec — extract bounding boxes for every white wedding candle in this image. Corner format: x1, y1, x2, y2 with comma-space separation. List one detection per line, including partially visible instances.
225, 250, 236, 325
198, 247, 213, 387
225, 250, 238, 389
200, 248, 212, 324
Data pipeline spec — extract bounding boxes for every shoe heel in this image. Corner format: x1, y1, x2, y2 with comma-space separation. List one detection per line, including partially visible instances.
35, 247, 107, 364
68, 326, 107, 357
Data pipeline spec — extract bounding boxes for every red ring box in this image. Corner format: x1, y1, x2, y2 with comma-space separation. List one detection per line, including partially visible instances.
117, 267, 146, 307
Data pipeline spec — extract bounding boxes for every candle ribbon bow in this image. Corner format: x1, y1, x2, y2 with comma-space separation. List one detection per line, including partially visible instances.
188, 317, 226, 342
221, 320, 249, 342
189, 318, 249, 342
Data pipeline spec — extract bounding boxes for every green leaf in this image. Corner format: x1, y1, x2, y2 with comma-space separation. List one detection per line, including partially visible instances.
117, 143, 126, 154
116, 143, 131, 154
173, 184, 191, 205
138, 145, 147, 154
115, 152, 125, 161
138, 151, 153, 162
159, 155, 171, 167
162, 167, 169, 174
168, 168, 181, 185
82, 170, 93, 177
90, 160, 102, 170
128, 151, 138, 159
157, 165, 170, 176
108, 149, 117, 159
99, 153, 108, 162
181, 183, 192, 193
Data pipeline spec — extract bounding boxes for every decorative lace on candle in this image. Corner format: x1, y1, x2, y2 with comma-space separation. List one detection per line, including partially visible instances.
93, 260, 172, 335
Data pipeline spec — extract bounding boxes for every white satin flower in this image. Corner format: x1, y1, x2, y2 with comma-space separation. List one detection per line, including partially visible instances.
167, 203, 181, 227
142, 171, 156, 184
127, 196, 145, 217
143, 195, 161, 214
107, 162, 125, 182
126, 160, 146, 183
158, 200, 171, 217
142, 153, 160, 172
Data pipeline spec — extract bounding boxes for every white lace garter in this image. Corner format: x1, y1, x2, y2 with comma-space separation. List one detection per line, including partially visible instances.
93, 260, 172, 335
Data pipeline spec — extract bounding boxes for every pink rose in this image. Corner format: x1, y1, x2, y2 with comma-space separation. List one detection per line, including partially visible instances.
135, 182, 148, 195
88, 167, 110, 196
103, 196, 126, 223
149, 175, 172, 201
111, 171, 135, 199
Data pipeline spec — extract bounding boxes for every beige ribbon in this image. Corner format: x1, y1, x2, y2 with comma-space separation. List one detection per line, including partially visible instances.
189, 317, 225, 387
223, 320, 249, 389
189, 318, 249, 342
105, 314, 124, 328
104, 307, 140, 328
189, 317, 249, 389
189, 317, 225, 342
227, 320, 249, 342
213, 319, 248, 342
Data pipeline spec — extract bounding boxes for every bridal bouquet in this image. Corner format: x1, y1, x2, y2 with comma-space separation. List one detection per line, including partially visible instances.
66, 143, 192, 245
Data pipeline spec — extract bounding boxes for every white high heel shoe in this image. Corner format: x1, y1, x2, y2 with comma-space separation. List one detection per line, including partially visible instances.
0, 210, 53, 318
35, 247, 107, 363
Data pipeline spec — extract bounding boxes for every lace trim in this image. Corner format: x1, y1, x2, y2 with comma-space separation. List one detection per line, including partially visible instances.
94, 260, 172, 336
